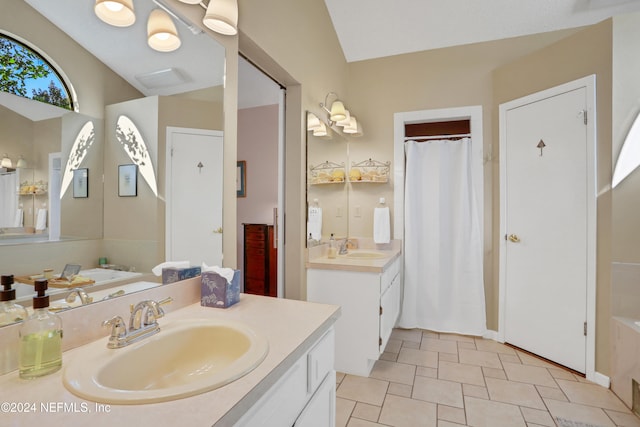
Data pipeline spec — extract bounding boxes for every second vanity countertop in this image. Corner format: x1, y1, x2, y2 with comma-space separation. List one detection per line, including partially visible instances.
0, 292, 340, 427
306, 239, 402, 273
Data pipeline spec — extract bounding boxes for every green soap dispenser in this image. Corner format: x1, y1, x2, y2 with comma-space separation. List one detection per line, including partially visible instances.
19, 279, 63, 379
0, 275, 28, 326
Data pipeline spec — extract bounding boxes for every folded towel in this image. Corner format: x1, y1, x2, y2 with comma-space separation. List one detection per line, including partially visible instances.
35, 208, 47, 231
202, 262, 235, 283
307, 206, 322, 240
152, 260, 190, 276
13, 209, 23, 227
373, 207, 390, 244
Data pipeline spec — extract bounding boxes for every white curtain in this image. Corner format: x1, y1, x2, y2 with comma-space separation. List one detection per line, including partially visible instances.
398, 138, 486, 336
0, 173, 18, 228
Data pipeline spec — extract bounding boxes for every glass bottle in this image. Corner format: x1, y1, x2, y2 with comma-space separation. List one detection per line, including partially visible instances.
19, 279, 63, 379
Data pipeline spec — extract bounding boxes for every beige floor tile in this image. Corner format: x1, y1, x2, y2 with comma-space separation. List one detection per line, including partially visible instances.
352, 402, 381, 422
421, 337, 459, 354
482, 366, 507, 380
337, 375, 389, 406
516, 351, 560, 369
346, 418, 386, 427
416, 366, 438, 378
378, 394, 437, 427
458, 340, 477, 350
520, 407, 556, 426
474, 339, 517, 355
459, 348, 503, 369
438, 333, 476, 343
403, 340, 420, 349
499, 353, 522, 364
397, 347, 438, 368
544, 398, 616, 427
485, 377, 546, 410
337, 371, 346, 385
336, 397, 356, 427
438, 360, 485, 386
421, 330, 440, 339
370, 360, 416, 385
463, 383, 489, 399
437, 422, 466, 427
384, 338, 402, 354
548, 367, 577, 381
464, 395, 527, 427
502, 361, 558, 387
391, 328, 423, 343
438, 404, 466, 424
604, 409, 640, 427
439, 352, 459, 363
412, 375, 464, 408
556, 378, 630, 412
388, 382, 412, 398
380, 351, 398, 362
536, 385, 568, 401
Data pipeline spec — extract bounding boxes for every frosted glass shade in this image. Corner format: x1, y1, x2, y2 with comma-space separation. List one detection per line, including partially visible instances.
1, 154, 11, 168
312, 122, 328, 137
336, 110, 351, 127
343, 117, 358, 134
203, 0, 238, 35
307, 113, 322, 131
329, 101, 347, 122
95, 0, 135, 27
16, 156, 27, 168
147, 9, 181, 52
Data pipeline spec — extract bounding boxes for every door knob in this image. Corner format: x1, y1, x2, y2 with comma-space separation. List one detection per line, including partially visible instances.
508, 234, 520, 243
213, 227, 223, 234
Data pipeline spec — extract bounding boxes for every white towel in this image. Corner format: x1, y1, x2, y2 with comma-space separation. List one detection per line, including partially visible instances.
151, 260, 190, 276
35, 208, 47, 230
13, 209, 23, 227
373, 207, 390, 244
307, 206, 322, 241
202, 262, 235, 284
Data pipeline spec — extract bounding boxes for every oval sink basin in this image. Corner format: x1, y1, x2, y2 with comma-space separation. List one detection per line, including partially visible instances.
341, 251, 387, 259
63, 318, 269, 404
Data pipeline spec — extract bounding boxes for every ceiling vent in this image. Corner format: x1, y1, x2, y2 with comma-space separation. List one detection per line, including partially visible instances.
135, 68, 188, 89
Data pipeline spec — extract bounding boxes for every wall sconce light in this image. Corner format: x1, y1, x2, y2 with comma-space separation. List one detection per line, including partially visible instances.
1, 154, 12, 168
318, 93, 363, 137
202, 0, 239, 35
94, 0, 136, 27
147, 9, 181, 52
313, 122, 328, 137
16, 155, 27, 169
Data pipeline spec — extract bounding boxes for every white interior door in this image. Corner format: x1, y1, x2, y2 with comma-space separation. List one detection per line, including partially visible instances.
166, 128, 223, 267
500, 79, 596, 374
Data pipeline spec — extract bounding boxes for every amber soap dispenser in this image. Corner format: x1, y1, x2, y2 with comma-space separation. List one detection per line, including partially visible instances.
19, 279, 63, 379
0, 275, 28, 326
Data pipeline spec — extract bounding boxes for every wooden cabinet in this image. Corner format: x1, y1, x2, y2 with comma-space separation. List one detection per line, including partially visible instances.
243, 223, 277, 296
307, 256, 401, 376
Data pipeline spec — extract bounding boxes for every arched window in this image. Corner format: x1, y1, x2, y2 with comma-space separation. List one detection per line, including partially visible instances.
0, 33, 74, 111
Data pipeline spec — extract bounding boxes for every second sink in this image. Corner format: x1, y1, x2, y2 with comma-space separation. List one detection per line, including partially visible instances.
63, 318, 269, 404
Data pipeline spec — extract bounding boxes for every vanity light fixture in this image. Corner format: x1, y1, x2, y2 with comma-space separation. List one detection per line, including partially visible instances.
320, 92, 347, 124
147, 9, 181, 52
1, 154, 12, 168
16, 155, 27, 169
202, 0, 239, 35
94, 0, 136, 27
313, 122, 328, 137
307, 112, 322, 132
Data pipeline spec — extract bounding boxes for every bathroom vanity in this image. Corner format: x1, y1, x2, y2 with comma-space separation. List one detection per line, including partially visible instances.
306, 241, 401, 376
0, 278, 340, 426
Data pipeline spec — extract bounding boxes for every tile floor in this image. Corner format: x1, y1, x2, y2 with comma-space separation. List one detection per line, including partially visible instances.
335, 328, 640, 427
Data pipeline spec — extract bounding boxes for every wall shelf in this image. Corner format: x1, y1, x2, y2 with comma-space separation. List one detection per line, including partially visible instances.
308, 160, 346, 185
348, 159, 390, 183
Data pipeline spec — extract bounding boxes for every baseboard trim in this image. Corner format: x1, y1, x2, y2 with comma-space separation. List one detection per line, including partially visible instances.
483, 329, 499, 341
591, 372, 610, 388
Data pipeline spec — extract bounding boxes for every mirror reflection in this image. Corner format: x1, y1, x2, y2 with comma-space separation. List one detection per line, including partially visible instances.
0, 0, 225, 324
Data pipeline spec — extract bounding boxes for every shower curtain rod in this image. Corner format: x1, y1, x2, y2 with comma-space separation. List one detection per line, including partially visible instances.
404, 133, 471, 142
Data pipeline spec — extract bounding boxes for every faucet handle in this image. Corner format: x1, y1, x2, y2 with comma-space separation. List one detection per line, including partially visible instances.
143, 297, 173, 326
102, 315, 127, 339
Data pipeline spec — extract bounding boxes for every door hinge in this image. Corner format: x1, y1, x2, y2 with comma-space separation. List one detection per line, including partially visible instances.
380, 306, 383, 315
583, 110, 588, 125
584, 321, 587, 336
379, 337, 382, 346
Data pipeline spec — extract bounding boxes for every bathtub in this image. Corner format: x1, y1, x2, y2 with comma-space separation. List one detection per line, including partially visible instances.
611, 316, 640, 411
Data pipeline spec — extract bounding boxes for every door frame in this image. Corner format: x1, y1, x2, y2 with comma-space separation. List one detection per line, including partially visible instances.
498, 75, 598, 383
165, 126, 224, 262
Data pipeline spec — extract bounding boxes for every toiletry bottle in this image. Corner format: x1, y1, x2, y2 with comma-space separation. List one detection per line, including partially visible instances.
19, 279, 63, 379
0, 275, 28, 326
328, 233, 337, 259
307, 233, 315, 248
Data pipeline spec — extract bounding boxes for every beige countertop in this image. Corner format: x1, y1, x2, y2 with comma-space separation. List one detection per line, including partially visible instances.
0, 294, 340, 427
306, 239, 402, 273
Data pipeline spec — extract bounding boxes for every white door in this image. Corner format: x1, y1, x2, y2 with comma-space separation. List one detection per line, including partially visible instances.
500, 78, 596, 374
166, 128, 223, 267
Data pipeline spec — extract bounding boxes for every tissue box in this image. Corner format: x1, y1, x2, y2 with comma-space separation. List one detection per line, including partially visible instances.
201, 270, 240, 308
162, 266, 201, 285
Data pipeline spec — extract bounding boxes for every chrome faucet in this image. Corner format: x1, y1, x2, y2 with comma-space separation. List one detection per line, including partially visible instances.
102, 297, 173, 349
65, 288, 93, 305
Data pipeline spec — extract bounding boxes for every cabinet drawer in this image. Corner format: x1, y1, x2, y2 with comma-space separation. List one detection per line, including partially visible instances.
246, 247, 265, 257
307, 328, 335, 393
245, 224, 266, 233
245, 232, 266, 244
381, 257, 400, 293
245, 278, 265, 294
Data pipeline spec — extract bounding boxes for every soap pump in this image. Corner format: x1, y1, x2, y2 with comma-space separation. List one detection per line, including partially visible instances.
328, 233, 337, 259
0, 275, 28, 326
19, 279, 63, 379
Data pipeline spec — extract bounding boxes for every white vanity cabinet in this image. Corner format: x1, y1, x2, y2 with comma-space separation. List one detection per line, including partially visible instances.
307, 256, 401, 376
237, 328, 336, 427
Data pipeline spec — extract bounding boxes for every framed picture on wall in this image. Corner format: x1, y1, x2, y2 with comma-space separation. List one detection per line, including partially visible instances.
118, 164, 138, 197
73, 168, 88, 198
237, 160, 246, 198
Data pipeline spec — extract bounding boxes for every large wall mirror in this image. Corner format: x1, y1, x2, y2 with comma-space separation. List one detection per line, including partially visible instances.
0, 0, 225, 324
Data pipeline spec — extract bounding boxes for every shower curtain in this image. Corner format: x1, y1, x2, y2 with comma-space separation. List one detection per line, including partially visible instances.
0, 172, 18, 228
398, 138, 486, 336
